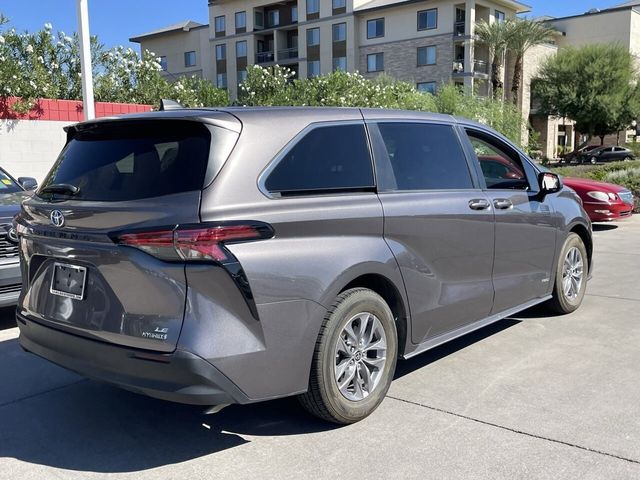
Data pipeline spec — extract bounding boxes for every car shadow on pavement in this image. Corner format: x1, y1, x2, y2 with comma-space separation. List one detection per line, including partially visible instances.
0, 303, 549, 473
592, 223, 619, 231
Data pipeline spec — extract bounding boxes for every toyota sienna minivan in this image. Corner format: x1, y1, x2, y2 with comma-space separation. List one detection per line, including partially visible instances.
15, 107, 592, 424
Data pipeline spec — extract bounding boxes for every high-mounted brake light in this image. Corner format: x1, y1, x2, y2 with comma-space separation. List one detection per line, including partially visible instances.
115, 223, 272, 262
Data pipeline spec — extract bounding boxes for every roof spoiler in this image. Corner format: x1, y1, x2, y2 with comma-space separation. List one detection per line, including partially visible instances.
159, 99, 184, 111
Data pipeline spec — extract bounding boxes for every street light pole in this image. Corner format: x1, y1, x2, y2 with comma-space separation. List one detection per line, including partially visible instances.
76, 0, 95, 120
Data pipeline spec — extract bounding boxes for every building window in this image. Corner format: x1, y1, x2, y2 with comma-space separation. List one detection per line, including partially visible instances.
238, 70, 248, 84
307, 0, 319, 15
417, 9, 437, 30
417, 46, 437, 66
292, 5, 298, 22
217, 73, 227, 89
236, 40, 247, 58
159, 56, 167, 71
495, 10, 506, 22
255, 11, 264, 29
333, 0, 346, 12
267, 9, 280, 27
308, 60, 320, 77
184, 51, 196, 67
307, 27, 320, 46
367, 52, 383, 72
235, 11, 246, 30
417, 82, 436, 94
215, 44, 226, 61
367, 18, 385, 39
215, 15, 225, 34
333, 56, 347, 71
333, 23, 346, 42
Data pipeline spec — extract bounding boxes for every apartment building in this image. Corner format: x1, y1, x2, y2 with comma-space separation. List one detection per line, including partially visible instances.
130, 21, 213, 81
131, 0, 530, 99
530, 2, 640, 157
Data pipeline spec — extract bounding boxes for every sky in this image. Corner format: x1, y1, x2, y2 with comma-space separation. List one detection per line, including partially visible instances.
0, 0, 631, 50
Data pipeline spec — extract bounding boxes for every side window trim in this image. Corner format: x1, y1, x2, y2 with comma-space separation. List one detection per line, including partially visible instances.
257, 120, 377, 199
461, 126, 537, 192
367, 119, 482, 192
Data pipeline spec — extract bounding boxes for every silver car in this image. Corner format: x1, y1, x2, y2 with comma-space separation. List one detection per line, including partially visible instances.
15, 108, 592, 423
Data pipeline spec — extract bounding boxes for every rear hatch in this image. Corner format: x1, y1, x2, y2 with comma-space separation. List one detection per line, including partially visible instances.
16, 114, 240, 352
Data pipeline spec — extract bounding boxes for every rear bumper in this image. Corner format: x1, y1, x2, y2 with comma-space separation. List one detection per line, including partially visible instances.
17, 313, 251, 406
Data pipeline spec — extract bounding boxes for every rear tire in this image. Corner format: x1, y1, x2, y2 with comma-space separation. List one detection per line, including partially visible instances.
299, 288, 398, 424
547, 233, 588, 314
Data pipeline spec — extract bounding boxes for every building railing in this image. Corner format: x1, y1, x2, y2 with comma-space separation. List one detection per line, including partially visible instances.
256, 51, 275, 63
454, 21, 466, 36
277, 47, 299, 60
453, 59, 489, 75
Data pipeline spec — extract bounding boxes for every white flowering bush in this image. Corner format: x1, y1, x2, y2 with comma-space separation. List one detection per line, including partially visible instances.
238, 65, 525, 145
0, 14, 228, 112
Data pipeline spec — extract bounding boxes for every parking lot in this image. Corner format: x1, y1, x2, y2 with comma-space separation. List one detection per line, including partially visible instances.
0, 216, 639, 479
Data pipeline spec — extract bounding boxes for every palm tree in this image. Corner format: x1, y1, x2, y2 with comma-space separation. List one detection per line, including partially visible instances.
474, 19, 511, 98
508, 19, 555, 106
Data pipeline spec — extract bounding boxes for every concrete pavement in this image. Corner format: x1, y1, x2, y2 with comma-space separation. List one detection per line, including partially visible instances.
1, 217, 639, 479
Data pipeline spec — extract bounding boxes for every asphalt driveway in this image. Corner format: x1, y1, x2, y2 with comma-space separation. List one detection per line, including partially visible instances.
1, 217, 639, 479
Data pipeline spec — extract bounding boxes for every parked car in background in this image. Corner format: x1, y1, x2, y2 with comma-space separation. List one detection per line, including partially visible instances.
562, 177, 635, 222
0, 167, 37, 307
585, 146, 635, 164
561, 145, 599, 164
16, 108, 592, 424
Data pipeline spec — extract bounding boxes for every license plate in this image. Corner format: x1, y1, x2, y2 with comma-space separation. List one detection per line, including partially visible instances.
50, 263, 87, 300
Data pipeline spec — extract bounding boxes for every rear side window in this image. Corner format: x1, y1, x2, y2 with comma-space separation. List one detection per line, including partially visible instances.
264, 123, 374, 195
373, 122, 473, 191
39, 121, 231, 202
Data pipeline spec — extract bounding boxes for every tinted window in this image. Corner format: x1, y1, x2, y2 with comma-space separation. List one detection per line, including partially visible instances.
466, 130, 529, 190
0, 169, 22, 194
40, 121, 236, 202
375, 123, 473, 191
265, 124, 374, 194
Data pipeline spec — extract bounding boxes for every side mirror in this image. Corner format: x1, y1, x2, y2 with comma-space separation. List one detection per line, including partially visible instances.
538, 172, 561, 194
18, 177, 38, 191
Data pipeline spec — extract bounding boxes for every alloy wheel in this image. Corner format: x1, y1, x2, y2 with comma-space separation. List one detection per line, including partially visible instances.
562, 246, 584, 301
334, 312, 387, 401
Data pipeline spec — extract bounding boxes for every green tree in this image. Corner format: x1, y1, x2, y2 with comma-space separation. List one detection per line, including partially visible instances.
508, 19, 555, 106
533, 43, 640, 146
475, 19, 511, 97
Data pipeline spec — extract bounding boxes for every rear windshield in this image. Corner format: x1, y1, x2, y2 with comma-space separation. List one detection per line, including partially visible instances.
39, 121, 220, 202
0, 169, 22, 194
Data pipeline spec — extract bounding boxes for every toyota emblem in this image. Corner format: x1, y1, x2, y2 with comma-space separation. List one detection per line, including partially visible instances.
50, 210, 65, 227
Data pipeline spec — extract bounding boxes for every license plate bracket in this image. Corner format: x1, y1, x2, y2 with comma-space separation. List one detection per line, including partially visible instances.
50, 263, 87, 300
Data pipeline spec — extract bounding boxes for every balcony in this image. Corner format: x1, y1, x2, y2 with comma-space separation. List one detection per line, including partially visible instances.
256, 51, 275, 64
277, 47, 299, 62
454, 21, 466, 37
453, 59, 489, 76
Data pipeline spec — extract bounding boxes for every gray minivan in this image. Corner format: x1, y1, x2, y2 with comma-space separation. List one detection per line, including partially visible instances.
15, 108, 592, 424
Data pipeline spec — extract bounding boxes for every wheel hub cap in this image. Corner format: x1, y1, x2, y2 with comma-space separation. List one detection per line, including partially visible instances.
334, 312, 387, 401
562, 246, 584, 301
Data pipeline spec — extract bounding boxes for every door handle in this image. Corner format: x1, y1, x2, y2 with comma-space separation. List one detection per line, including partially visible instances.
468, 199, 491, 210
493, 198, 513, 210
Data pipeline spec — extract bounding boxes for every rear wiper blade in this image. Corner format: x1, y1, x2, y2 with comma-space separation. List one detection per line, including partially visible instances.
39, 183, 80, 196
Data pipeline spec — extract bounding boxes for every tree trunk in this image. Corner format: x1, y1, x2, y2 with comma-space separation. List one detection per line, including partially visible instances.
491, 54, 503, 99
600, 135, 605, 145
511, 54, 523, 107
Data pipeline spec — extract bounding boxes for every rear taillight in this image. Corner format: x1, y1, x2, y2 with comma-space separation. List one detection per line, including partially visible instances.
115, 223, 273, 262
